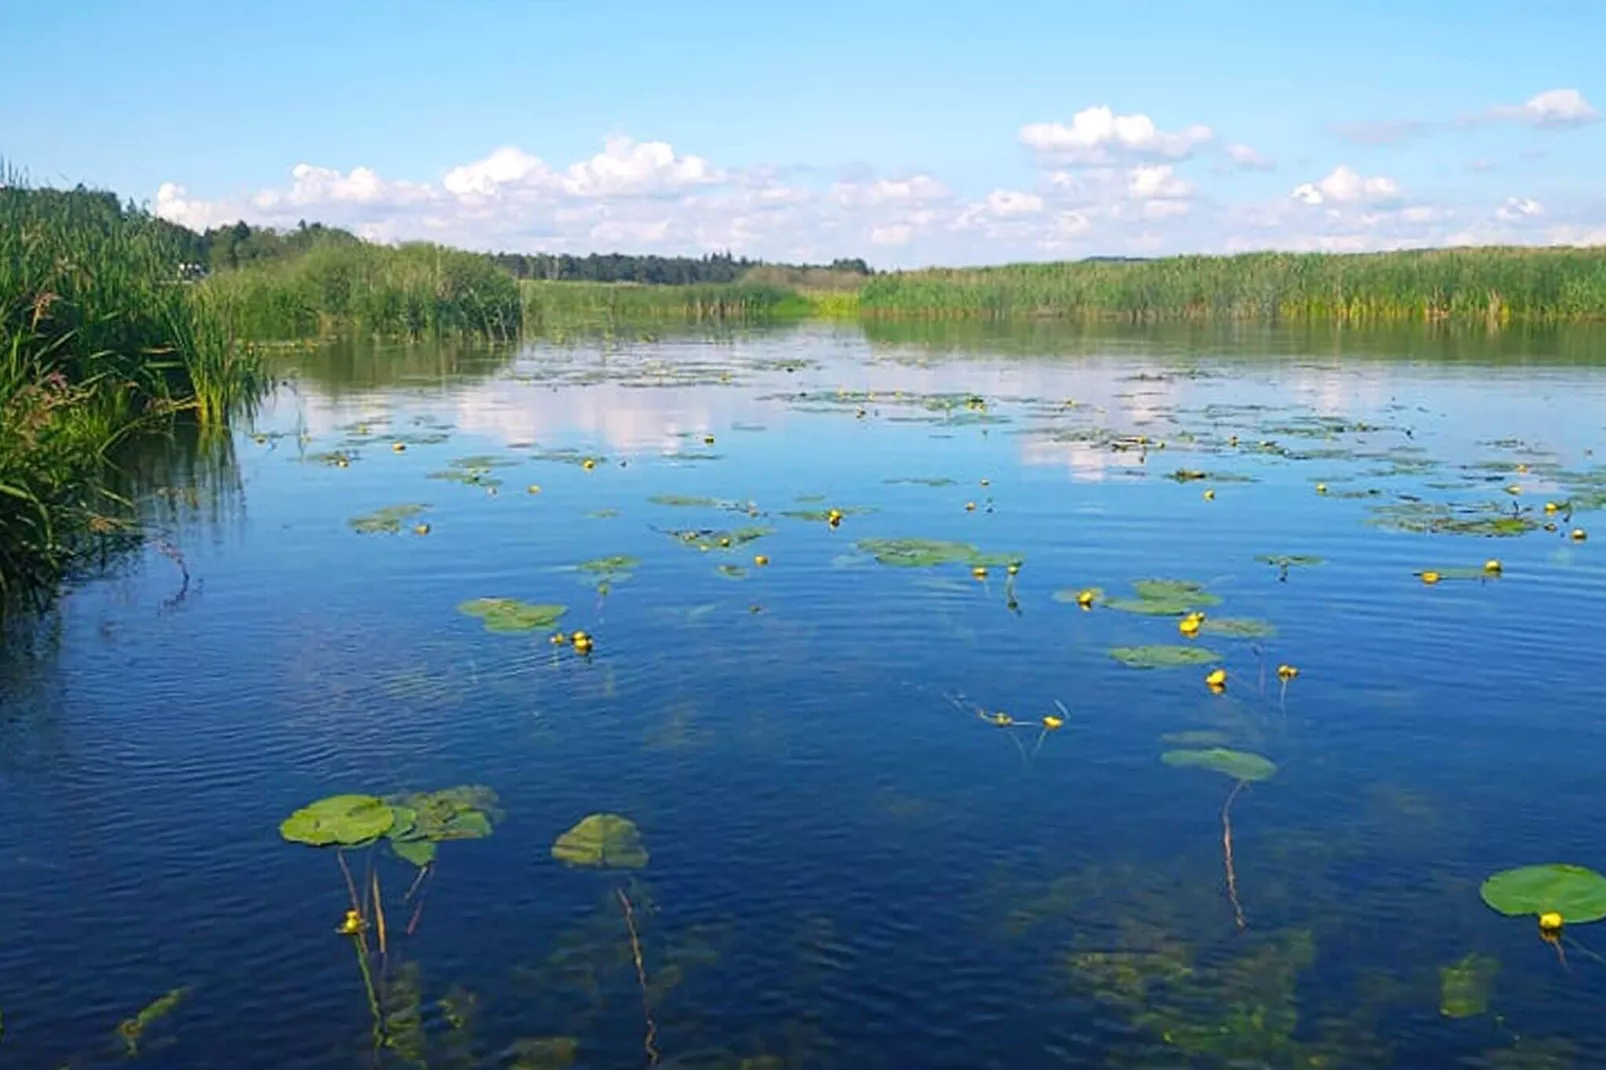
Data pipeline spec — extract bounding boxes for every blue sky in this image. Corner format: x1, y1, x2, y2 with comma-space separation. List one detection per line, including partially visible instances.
4, 0, 1602, 266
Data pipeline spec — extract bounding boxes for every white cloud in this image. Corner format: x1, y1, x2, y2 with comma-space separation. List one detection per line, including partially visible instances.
150, 117, 1606, 269
1290, 165, 1401, 206
1495, 196, 1543, 221
984, 188, 1045, 216
1225, 143, 1275, 170
1019, 106, 1212, 165
1127, 164, 1193, 200
869, 224, 913, 246
1486, 88, 1597, 128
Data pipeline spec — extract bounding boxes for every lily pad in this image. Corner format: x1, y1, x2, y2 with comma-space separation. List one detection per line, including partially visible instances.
1110, 645, 1222, 669
1440, 953, 1498, 1019
1052, 587, 1105, 603
458, 598, 568, 633
1479, 864, 1606, 923
1104, 578, 1222, 616
348, 504, 429, 535
551, 813, 649, 869
280, 794, 396, 847
1197, 617, 1278, 639
1256, 554, 1325, 570
392, 840, 438, 867
855, 537, 1019, 569
1161, 748, 1278, 782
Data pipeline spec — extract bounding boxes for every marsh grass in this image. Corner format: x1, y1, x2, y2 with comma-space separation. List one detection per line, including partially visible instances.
858, 248, 1606, 324
519, 280, 810, 328
202, 241, 522, 342
0, 174, 263, 610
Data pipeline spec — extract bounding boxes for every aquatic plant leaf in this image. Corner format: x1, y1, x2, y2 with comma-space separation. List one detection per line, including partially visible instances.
348, 503, 429, 535
576, 555, 639, 573
1480, 864, 1606, 922
1052, 587, 1105, 603
1440, 953, 1498, 1019
649, 494, 724, 508
885, 476, 958, 486
1132, 579, 1222, 606
855, 537, 1019, 569
1256, 554, 1325, 569
115, 987, 190, 1056
1109, 645, 1222, 669
1197, 617, 1278, 639
551, 813, 649, 869
389, 786, 499, 845
392, 840, 438, 867
280, 794, 396, 847
457, 598, 567, 633
779, 505, 879, 521
1161, 748, 1278, 782
1103, 596, 1197, 616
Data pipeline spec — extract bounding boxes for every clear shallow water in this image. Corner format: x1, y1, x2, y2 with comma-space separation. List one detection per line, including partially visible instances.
3, 322, 1606, 1068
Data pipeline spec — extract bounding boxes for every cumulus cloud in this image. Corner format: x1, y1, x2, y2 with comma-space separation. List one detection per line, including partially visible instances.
1019, 106, 1212, 165
150, 109, 1606, 268
1484, 88, 1597, 128
1495, 196, 1543, 221
1290, 165, 1401, 206
1224, 143, 1275, 170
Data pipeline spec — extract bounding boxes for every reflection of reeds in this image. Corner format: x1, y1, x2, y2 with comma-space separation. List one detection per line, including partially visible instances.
616, 886, 660, 1066
1222, 780, 1248, 931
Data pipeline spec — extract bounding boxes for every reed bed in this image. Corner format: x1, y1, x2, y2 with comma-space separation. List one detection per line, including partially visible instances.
0, 178, 263, 611
201, 241, 522, 342
858, 248, 1606, 324
519, 280, 811, 328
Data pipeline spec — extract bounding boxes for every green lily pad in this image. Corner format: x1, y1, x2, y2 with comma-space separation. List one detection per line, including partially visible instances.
458, 598, 568, 633
1440, 953, 1498, 1019
1109, 645, 1222, 669
280, 794, 396, 847
576, 555, 639, 575
1052, 587, 1105, 603
392, 840, 438, 867
1161, 748, 1278, 782
349, 504, 429, 535
662, 525, 773, 552
551, 813, 649, 869
1256, 554, 1325, 570
1479, 864, 1606, 923
1197, 617, 1278, 639
855, 538, 1019, 569
1132, 579, 1222, 605
779, 506, 879, 522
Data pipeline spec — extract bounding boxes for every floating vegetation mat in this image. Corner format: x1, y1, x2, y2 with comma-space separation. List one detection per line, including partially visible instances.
348, 503, 429, 535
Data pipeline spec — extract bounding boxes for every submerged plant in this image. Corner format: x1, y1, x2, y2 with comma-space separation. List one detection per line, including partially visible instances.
115, 987, 190, 1057
1161, 748, 1277, 929
551, 814, 656, 1063
1439, 953, 1498, 1019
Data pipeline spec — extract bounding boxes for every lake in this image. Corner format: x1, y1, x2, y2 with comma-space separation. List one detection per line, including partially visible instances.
4, 320, 1606, 1069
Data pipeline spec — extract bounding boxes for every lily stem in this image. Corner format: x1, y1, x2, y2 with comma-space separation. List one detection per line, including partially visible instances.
1222, 779, 1248, 931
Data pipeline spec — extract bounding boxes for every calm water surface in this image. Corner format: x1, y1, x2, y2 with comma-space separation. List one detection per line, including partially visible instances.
4, 323, 1606, 1069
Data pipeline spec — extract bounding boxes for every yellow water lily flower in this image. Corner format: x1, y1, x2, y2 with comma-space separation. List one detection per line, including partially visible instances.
1315, 483, 1328, 494
1042, 715, 1064, 730
581, 458, 596, 470
413, 523, 430, 536
754, 554, 769, 567
527, 484, 541, 494
337, 909, 366, 936
1420, 570, 1441, 585
1178, 615, 1202, 637
392, 442, 406, 453
965, 501, 977, 512
1205, 668, 1227, 688
1076, 589, 1097, 609
1007, 562, 1020, 576
1572, 528, 1589, 541
1483, 559, 1502, 574
1202, 489, 1215, 501
1277, 664, 1299, 681
1540, 911, 1564, 934
972, 565, 988, 579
